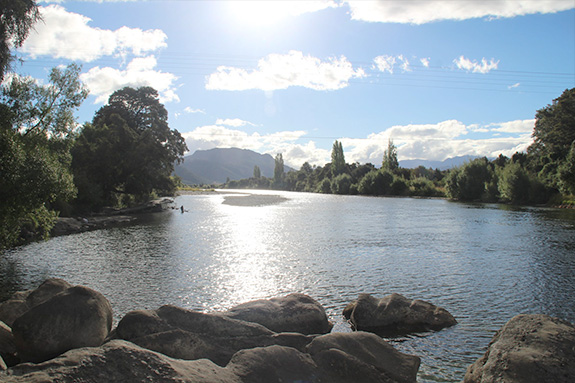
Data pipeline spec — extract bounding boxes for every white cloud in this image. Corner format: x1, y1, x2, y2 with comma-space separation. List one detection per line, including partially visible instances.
373, 55, 411, 74
489, 119, 535, 134
508, 82, 521, 89
80, 56, 179, 104
215, 118, 257, 127
454, 56, 499, 74
206, 50, 366, 91
184, 107, 206, 114
420, 58, 430, 67
20, 5, 167, 62
343, 0, 574, 24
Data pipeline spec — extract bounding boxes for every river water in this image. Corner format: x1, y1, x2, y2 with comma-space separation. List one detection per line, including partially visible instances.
2, 190, 575, 382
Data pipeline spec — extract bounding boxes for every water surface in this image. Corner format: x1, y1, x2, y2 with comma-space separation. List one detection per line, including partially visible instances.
2, 190, 575, 382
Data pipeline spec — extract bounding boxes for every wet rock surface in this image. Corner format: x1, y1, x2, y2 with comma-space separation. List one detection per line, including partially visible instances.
464, 314, 575, 383
343, 293, 457, 336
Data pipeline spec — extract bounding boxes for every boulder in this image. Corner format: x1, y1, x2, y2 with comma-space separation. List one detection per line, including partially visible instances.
464, 314, 575, 383
115, 304, 315, 366
224, 293, 333, 335
307, 332, 420, 383
343, 293, 457, 336
12, 285, 113, 363
0, 321, 17, 367
0, 340, 240, 383
0, 338, 420, 383
0, 279, 72, 326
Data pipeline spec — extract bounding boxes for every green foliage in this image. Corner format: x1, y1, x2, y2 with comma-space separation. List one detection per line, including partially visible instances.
331, 173, 352, 195
409, 177, 440, 197
0, 63, 86, 249
498, 163, 531, 204
331, 140, 346, 176
358, 169, 394, 196
0, 0, 40, 82
253, 165, 261, 179
382, 139, 399, 173
72, 87, 187, 209
559, 142, 575, 195
273, 153, 285, 188
446, 158, 494, 201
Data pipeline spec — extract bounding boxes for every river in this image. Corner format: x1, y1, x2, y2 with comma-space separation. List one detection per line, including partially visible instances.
2, 190, 575, 382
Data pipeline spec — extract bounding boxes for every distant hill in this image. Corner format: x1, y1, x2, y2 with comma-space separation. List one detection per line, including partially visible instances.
399, 155, 481, 170
174, 148, 293, 185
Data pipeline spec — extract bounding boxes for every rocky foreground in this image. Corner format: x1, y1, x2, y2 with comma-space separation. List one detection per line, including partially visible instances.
0, 279, 574, 382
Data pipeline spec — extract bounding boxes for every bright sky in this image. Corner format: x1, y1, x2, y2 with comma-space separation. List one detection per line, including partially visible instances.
18, 0, 575, 168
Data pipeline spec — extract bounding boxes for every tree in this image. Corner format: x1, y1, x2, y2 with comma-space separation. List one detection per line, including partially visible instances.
382, 139, 399, 173
331, 140, 346, 176
559, 142, 575, 195
0, 64, 86, 249
498, 163, 531, 204
446, 158, 494, 201
273, 153, 284, 187
0, 0, 40, 82
72, 87, 187, 208
253, 165, 261, 179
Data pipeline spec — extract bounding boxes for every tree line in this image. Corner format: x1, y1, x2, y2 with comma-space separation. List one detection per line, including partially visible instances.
227, 88, 575, 208
1, 1, 187, 249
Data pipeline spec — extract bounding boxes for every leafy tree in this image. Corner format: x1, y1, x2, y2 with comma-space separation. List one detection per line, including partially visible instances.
253, 165, 261, 179
358, 169, 393, 196
559, 142, 575, 195
498, 163, 531, 204
331, 173, 352, 195
0, 64, 86, 249
446, 158, 494, 201
382, 139, 399, 173
273, 153, 284, 187
72, 87, 187, 208
0, 0, 40, 82
331, 140, 346, 176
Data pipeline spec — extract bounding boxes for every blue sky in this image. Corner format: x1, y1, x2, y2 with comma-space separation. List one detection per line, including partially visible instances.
16, 0, 575, 167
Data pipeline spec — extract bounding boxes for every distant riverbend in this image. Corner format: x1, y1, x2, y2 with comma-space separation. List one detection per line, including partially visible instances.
2, 190, 575, 382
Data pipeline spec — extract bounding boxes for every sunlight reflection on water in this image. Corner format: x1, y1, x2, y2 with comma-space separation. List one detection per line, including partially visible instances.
2, 190, 575, 382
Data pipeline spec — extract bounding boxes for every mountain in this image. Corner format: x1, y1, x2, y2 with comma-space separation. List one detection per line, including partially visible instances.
399, 155, 481, 170
174, 148, 293, 185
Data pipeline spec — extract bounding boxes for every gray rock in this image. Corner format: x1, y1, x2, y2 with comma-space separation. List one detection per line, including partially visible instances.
12, 285, 113, 363
307, 332, 420, 383
0, 279, 72, 327
343, 293, 457, 336
464, 314, 575, 383
0, 339, 240, 383
0, 321, 17, 367
225, 293, 333, 335
115, 305, 304, 366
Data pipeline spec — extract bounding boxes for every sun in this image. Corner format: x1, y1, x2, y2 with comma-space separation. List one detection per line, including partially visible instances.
227, 1, 291, 27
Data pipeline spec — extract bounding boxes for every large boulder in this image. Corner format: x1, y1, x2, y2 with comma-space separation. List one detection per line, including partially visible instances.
464, 314, 575, 383
0, 279, 72, 327
343, 293, 457, 336
307, 332, 420, 383
224, 293, 333, 335
12, 285, 113, 363
0, 340, 240, 383
0, 321, 17, 367
115, 304, 314, 366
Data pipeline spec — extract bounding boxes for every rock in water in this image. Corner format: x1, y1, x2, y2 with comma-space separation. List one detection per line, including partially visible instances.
464, 314, 575, 383
224, 293, 333, 335
0, 278, 72, 327
0, 340, 239, 383
343, 293, 457, 336
11, 286, 113, 363
306, 332, 420, 383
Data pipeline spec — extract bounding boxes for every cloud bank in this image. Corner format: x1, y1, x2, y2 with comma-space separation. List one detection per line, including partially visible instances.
183, 119, 535, 168
206, 50, 366, 91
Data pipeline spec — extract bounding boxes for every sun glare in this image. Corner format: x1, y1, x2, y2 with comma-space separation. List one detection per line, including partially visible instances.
227, 1, 290, 27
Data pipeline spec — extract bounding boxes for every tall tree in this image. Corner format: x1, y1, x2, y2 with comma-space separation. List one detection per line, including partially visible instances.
331, 140, 346, 176
0, 0, 40, 82
0, 63, 87, 249
253, 165, 261, 179
72, 87, 187, 208
382, 138, 399, 173
273, 153, 284, 187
